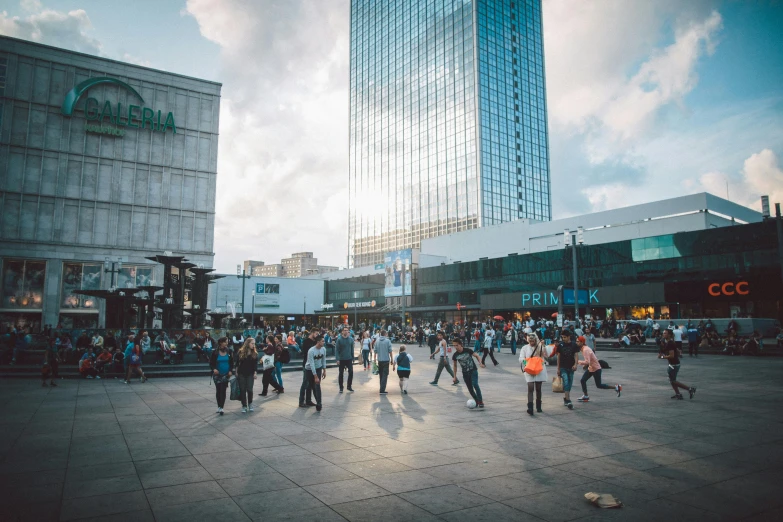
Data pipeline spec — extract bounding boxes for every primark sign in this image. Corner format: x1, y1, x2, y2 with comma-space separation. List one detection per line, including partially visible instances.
61, 77, 177, 138
482, 289, 600, 310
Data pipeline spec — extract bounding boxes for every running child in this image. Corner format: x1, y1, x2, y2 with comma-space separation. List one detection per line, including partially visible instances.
396, 345, 413, 394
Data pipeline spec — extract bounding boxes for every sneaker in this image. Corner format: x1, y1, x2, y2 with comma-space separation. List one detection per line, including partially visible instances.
219, 408, 224, 415
577, 395, 589, 402
671, 394, 684, 400
429, 381, 438, 386
274, 388, 284, 394
347, 387, 354, 392
615, 384, 622, 397
339, 389, 344, 393
567, 401, 574, 410
249, 404, 255, 411
452, 380, 460, 386
478, 402, 485, 408
299, 403, 307, 408
216, 407, 222, 413
241, 407, 247, 413
316, 404, 322, 412
49, 381, 57, 387
86, 375, 93, 379
688, 387, 696, 399
141, 376, 148, 383
124, 380, 130, 384
380, 391, 388, 394
403, 390, 408, 395
305, 402, 317, 407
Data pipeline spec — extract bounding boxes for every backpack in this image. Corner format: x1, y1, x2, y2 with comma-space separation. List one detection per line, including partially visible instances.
279, 347, 291, 364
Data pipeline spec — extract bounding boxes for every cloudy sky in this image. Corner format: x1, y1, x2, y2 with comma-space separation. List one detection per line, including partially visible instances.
2, 0, 782, 272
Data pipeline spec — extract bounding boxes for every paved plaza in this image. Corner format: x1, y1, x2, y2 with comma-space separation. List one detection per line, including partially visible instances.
1, 343, 782, 522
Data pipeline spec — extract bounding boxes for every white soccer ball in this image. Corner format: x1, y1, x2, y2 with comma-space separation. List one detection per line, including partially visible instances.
467, 399, 477, 409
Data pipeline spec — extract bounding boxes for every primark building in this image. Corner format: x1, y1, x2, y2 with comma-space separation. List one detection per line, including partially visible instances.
0, 36, 221, 330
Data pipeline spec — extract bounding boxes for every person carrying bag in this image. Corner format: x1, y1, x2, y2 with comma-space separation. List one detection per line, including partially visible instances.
520, 334, 550, 416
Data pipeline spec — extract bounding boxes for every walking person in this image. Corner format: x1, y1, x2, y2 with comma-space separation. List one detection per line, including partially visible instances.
374, 329, 393, 394
660, 329, 696, 400
577, 335, 621, 402
429, 332, 458, 386
273, 335, 288, 387
451, 339, 486, 408
236, 338, 258, 413
509, 325, 518, 355
687, 325, 700, 357
299, 330, 318, 407
335, 327, 355, 392
260, 338, 284, 396
396, 345, 413, 394
124, 338, 147, 384
361, 331, 372, 371
555, 330, 579, 410
305, 335, 327, 411
482, 326, 499, 366
42, 337, 59, 387
520, 333, 549, 415
209, 337, 234, 415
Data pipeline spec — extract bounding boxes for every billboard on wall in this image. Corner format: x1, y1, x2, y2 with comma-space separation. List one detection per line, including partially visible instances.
254, 283, 280, 308
384, 249, 412, 297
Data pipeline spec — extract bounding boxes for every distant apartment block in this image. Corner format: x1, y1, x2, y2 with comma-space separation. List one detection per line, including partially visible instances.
243, 252, 338, 279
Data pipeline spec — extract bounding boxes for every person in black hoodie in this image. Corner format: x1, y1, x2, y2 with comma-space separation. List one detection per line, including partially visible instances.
209, 337, 234, 415
260, 338, 284, 396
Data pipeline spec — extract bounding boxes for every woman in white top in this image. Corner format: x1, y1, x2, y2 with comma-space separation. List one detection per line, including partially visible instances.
361, 331, 372, 370
519, 333, 553, 416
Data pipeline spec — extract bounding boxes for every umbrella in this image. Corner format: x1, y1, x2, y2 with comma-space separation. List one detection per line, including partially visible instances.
493, 315, 504, 321
551, 312, 558, 318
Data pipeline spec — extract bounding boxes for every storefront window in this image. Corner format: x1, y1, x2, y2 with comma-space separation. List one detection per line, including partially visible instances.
631, 235, 682, 262
61, 262, 102, 309
1, 259, 46, 309
117, 265, 154, 288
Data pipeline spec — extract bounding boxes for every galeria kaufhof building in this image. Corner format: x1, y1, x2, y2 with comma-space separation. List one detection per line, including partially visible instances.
0, 36, 221, 331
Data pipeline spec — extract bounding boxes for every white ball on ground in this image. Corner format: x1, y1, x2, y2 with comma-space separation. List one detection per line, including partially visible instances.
467, 399, 477, 409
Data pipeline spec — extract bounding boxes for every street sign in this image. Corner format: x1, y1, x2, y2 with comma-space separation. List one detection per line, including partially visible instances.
374, 263, 384, 270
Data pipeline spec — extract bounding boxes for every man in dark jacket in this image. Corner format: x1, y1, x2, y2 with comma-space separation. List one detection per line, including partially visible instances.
427, 330, 438, 355
335, 327, 355, 393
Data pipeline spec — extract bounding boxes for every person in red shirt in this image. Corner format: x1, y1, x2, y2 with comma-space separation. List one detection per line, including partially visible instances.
577, 336, 621, 402
95, 348, 113, 375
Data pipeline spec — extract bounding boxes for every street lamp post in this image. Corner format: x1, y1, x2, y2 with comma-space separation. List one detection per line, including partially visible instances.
564, 227, 584, 326
251, 291, 255, 327
104, 257, 122, 288
236, 265, 251, 322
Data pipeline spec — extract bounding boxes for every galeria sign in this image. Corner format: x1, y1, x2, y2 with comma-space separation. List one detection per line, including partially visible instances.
61, 77, 176, 137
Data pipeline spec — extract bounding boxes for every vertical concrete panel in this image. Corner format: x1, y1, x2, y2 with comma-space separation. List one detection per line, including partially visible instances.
131, 210, 145, 245
10, 102, 29, 146
180, 215, 193, 251
167, 213, 181, 250
65, 158, 81, 198
36, 199, 54, 242
120, 165, 134, 204
45, 110, 63, 148
82, 161, 98, 200
170, 172, 182, 209
184, 133, 197, 170
94, 206, 110, 245
22, 153, 41, 193
150, 131, 165, 165
61, 203, 78, 243
28, 106, 46, 148
78, 205, 94, 243
2, 195, 20, 238
145, 211, 160, 249
134, 166, 149, 204
117, 208, 132, 246
19, 195, 36, 238
48, 67, 66, 107
171, 131, 184, 168
148, 168, 162, 207
40, 156, 58, 196
182, 174, 195, 208
97, 163, 112, 201
32, 63, 49, 104
7, 150, 24, 191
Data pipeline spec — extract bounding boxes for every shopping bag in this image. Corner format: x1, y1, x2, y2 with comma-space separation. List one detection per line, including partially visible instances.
523, 357, 543, 375
229, 376, 240, 401
552, 375, 564, 393
371, 361, 379, 374
261, 354, 274, 371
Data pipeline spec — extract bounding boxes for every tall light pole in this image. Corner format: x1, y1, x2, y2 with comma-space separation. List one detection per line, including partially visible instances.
251, 291, 255, 328
236, 265, 251, 321
564, 227, 584, 326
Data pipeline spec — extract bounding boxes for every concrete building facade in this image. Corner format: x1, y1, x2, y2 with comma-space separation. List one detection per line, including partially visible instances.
243, 253, 338, 279
0, 36, 221, 330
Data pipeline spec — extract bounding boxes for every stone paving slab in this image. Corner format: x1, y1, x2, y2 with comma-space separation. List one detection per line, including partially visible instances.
1, 343, 783, 521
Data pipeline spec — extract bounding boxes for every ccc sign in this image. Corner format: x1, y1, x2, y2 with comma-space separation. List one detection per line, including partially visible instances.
708, 282, 749, 296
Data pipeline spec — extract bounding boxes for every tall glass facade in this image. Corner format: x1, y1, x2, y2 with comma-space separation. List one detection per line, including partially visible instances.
348, 0, 550, 267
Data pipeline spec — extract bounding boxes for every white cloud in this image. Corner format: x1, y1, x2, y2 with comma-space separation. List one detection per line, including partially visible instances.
699, 149, 783, 211
0, 4, 102, 55
184, 0, 351, 271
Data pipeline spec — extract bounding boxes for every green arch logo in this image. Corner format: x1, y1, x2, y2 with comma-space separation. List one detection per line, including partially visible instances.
61, 77, 144, 116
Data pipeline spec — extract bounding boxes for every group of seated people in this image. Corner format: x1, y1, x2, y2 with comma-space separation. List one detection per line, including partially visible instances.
77, 347, 126, 378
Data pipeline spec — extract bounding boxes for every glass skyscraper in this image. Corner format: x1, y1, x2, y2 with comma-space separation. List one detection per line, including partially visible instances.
349, 0, 550, 267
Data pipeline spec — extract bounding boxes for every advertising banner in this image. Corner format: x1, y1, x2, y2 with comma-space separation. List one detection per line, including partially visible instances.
254, 283, 280, 308
384, 249, 412, 297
